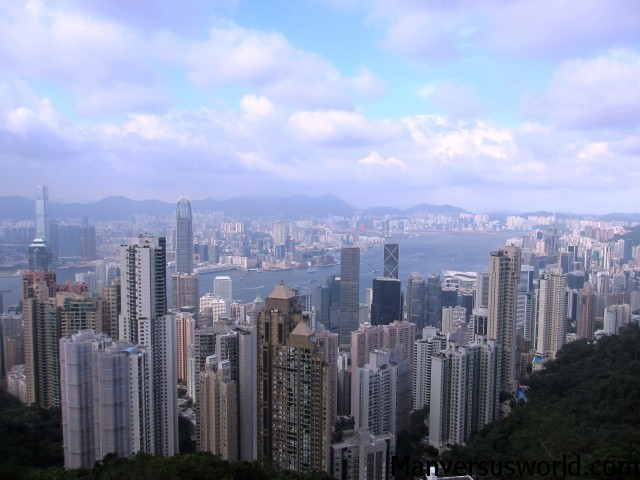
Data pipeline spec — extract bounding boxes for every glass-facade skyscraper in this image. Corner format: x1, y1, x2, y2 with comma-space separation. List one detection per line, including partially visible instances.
338, 247, 360, 346
175, 197, 193, 274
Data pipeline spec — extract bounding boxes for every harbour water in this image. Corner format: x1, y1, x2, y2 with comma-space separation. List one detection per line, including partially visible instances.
0, 231, 521, 311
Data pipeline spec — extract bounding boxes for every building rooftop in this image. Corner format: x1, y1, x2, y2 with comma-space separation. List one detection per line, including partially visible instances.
268, 281, 295, 300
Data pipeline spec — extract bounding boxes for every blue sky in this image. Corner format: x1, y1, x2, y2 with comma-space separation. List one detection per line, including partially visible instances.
1, 0, 639, 213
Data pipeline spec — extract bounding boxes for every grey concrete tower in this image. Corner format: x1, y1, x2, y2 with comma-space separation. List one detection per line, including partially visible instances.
339, 247, 360, 346
176, 197, 193, 274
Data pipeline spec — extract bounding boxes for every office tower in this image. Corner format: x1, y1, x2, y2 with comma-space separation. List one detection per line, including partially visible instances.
35, 185, 49, 243
257, 282, 332, 474
327, 275, 341, 331
214, 276, 233, 301
118, 235, 177, 456
429, 339, 500, 448
28, 238, 49, 271
576, 283, 596, 340
199, 356, 239, 460
81, 224, 97, 261
567, 271, 586, 290
337, 353, 351, 416
95, 259, 107, 291
413, 330, 447, 410
331, 429, 396, 480
475, 272, 490, 309
371, 277, 402, 326
441, 288, 458, 308
172, 273, 199, 312
517, 265, 535, 343
406, 273, 426, 332
54, 224, 82, 263
425, 274, 442, 328
97, 284, 121, 340
273, 221, 287, 248
175, 197, 193, 274
316, 285, 331, 329
535, 268, 567, 360
487, 246, 520, 395
177, 312, 196, 383
339, 247, 360, 346
23, 270, 58, 407
456, 290, 474, 321
383, 243, 399, 279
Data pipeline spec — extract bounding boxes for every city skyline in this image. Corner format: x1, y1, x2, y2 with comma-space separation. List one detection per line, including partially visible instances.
1, 1, 639, 213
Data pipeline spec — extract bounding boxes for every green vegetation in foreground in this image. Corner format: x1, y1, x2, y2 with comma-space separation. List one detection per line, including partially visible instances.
0, 388, 63, 478
441, 325, 640, 479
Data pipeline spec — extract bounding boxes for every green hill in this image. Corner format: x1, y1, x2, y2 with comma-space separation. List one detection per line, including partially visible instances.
441, 326, 640, 479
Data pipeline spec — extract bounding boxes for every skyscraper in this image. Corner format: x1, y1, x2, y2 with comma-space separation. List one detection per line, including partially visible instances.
23, 270, 58, 407
576, 283, 596, 340
28, 238, 49, 271
175, 197, 193, 274
428, 338, 500, 448
35, 185, 49, 244
119, 235, 178, 456
371, 277, 402, 326
425, 274, 442, 328
535, 268, 567, 360
60, 331, 128, 469
383, 243, 399, 279
199, 356, 239, 460
172, 273, 199, 312
406, 273, 426, 333
257, 282, 331, 474
488, 246, 521, 395
214, 276, 233, 301
339, 247, 360, 345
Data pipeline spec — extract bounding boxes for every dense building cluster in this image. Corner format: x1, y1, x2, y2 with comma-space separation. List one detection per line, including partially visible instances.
0, 186, 639, 480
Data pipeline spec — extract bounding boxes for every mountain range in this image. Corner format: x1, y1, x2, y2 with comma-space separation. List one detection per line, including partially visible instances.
0, 194, 638, 222
0, 195, 468, 221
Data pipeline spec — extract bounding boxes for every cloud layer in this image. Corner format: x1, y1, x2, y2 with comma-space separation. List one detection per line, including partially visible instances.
1, 0, 639, 213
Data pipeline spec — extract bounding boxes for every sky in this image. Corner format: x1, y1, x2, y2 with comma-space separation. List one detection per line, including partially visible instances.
1, 0, 639, 214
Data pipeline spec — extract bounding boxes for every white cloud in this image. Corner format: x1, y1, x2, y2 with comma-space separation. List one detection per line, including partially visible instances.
358, 150, 406, 169
368, 0, 640, 61
287, 110, 405, 147
524, 50, 640, 128
416, 80, 485, 119
240, 95, 276, 122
